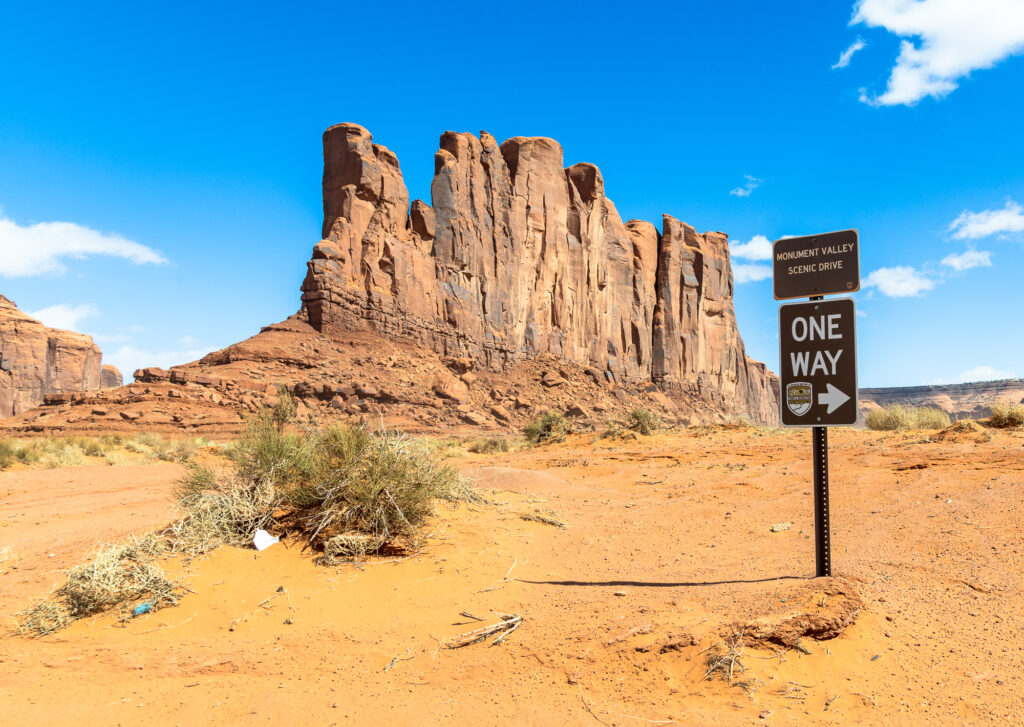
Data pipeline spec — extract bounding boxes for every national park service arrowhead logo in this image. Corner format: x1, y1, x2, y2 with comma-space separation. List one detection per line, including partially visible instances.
786, 382, 812, 416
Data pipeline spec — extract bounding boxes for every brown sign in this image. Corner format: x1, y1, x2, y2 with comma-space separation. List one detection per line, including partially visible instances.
773, 229, 860, 300
779, 298, 858, 427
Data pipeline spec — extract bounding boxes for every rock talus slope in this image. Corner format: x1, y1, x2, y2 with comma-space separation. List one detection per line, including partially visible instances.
0, 295, 104, 416
300, 123, 778, 424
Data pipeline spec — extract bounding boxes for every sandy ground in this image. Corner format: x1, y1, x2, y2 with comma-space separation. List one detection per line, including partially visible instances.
1, 426, 1022, 725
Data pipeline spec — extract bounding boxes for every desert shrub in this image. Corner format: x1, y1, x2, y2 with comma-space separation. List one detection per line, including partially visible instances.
629, 408, 660, 436
466, 437, 511, 454
170, 398, 468, 554
523, 411, 573, 444
989, 402, 1024, 429
866, 404, 950, 431
0, 439, 15, 469
297, 427, 462, 546
224, 397, 318, 492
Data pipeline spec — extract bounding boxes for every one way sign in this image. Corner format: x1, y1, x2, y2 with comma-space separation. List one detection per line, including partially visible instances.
778, 297, 858, 427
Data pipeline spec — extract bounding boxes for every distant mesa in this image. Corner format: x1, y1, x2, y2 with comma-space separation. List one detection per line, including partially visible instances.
860, 379, 1024, 421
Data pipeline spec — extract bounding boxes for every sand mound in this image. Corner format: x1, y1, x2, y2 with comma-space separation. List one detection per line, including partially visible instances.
739, 578, 863, 648
932, 420, 985, 442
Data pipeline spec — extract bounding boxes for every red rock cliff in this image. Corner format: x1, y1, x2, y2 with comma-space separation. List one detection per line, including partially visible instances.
0, 295, 104, 417
300, 124, 779, 424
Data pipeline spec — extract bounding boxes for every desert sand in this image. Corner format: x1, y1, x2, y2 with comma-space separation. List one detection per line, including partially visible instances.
2, 425, 1022, 725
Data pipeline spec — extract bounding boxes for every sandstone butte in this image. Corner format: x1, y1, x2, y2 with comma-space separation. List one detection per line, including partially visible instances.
300, 123, 779, 424
0, 295, 122, 417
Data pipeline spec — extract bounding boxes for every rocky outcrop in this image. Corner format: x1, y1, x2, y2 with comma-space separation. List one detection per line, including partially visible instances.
301, 123, 778, 424
0, 295, 104, 417
101, 365, 123, 388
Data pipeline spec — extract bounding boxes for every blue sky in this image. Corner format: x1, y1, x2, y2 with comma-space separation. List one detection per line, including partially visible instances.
1, 0, 1022, 387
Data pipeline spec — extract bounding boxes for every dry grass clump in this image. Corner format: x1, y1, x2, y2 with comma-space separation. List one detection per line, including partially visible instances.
523, 411, 573, 444
988, 402, 1024, 429
705, 629, 749, 688
628, 408, 660, 435
466, 437, 511, 454
866, 404, 950, 431
16, 534, 183, 636
319, 533, 379, 565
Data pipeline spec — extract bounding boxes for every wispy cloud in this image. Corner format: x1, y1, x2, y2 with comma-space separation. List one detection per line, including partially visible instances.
941, 247, 992, 271
932, 364, 1015, 384
0, 212, 167, 278
862, 266, 935, 297
729, 175, 762, 198
730, 234, 772, 261
733, 263, 772, 284
949, 199, 1024, 240
27, 303, 99, 332
832, 37, 866, 69
853, 0, 1024, 106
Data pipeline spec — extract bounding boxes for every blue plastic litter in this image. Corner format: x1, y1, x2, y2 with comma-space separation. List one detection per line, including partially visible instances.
133, 602, 153, 617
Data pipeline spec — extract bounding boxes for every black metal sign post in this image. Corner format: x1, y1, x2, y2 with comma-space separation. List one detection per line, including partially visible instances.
774, 232, 860, 579
810, 298, 831, 578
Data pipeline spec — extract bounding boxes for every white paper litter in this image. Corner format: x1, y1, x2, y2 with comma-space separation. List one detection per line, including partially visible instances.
253, 529, 280, 551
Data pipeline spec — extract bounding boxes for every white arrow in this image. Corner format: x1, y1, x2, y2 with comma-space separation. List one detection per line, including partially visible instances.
817, 383, 850, 414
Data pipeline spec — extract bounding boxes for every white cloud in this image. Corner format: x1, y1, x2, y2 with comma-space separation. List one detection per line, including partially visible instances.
862, 265, 935, 296
92, 332, 133, 344
733, 263, 772, 284
27, 303, 99, 332
105, 345, 209, 380
833, 37, 867, 69
730, 234, 772, 261
949, 199, 1024, 240
729, 175, 762, 198
853, 0, 1024, 106
941, 247, 992, 271
0, 213, 167, 278
933, 364, 1015, 384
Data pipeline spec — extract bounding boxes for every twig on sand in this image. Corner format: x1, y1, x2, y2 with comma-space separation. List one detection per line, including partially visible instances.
823, 695, 840, 711
460, 611, 485, 622
577, 684, 676, 725
504, 558, 518, 580
383, 648, 414, 672
438, 611, 523, 651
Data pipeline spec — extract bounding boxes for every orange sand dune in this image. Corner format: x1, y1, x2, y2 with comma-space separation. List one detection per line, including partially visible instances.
2, 427, 1022, 725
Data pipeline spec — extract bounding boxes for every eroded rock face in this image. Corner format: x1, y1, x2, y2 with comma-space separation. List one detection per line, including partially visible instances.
301, 123, 779, 423
101, 365, 123, 389
0, 295, 104, 416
